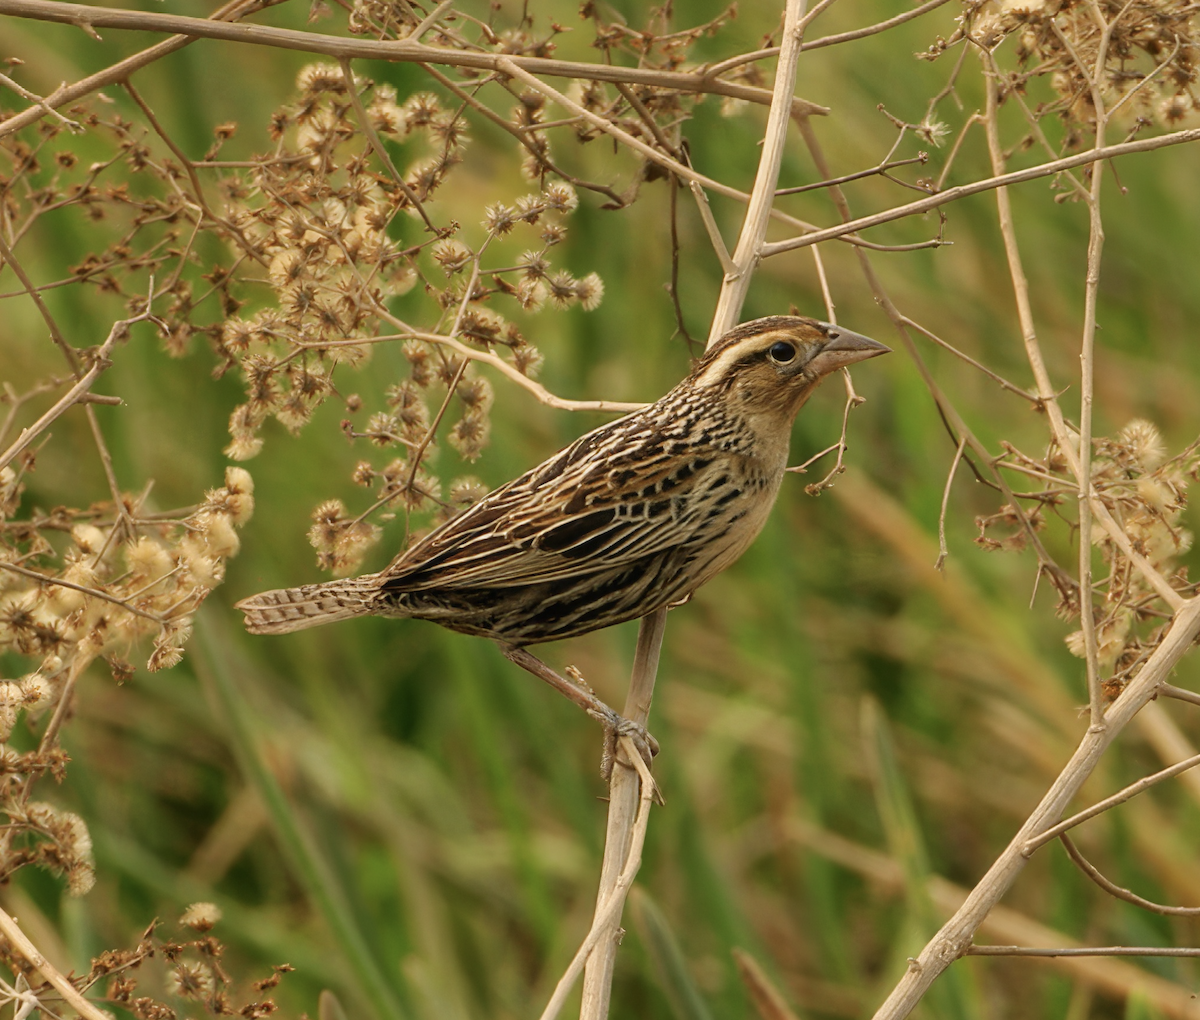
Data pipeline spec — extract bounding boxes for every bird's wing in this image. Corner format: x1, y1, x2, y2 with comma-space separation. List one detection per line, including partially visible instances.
380, 416, 736, 592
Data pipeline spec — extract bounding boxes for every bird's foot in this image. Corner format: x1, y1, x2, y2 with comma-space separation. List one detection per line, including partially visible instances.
500, 645, 661, 797
587, 701, 660, 795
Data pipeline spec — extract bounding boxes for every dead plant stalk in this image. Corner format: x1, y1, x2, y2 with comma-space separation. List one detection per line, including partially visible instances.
573, 2, 810, 1015
870, 596, 1200, 1019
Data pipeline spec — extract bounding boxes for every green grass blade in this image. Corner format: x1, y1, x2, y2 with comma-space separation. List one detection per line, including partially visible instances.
194, 613, 410, 1020
629, 886, 716, 1020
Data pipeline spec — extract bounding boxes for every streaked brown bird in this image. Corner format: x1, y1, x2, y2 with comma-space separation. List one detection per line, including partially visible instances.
237, 316, 888, 764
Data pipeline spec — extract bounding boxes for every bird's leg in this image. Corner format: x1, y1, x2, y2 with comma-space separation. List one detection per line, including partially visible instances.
499, 644, 659, 783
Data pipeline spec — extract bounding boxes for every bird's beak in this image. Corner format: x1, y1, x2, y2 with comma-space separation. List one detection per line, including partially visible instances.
806, 324, 891, 376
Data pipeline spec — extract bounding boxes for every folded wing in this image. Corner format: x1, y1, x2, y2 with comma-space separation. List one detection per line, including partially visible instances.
379, 414, 734, 595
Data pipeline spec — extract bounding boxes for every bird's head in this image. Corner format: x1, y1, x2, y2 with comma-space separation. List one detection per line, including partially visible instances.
689, 315, 890, 421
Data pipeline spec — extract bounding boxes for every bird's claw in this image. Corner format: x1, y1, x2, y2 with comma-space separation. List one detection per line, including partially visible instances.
593, 707, 660, 797
504, 648, 662, 799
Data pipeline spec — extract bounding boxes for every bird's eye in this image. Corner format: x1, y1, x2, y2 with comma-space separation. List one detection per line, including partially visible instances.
768, 341, 796, 363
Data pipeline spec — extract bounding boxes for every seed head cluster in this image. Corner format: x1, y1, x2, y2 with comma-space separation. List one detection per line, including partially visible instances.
200, 61, 628, 574
0, 459, 254, 891
980, 420, 1199, 697
929, 0, 1199, 142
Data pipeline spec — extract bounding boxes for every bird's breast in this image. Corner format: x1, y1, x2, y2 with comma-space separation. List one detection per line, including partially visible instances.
671, 451, 785, 586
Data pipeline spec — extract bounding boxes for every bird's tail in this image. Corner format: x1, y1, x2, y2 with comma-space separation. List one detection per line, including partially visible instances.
235, 575, 387, 635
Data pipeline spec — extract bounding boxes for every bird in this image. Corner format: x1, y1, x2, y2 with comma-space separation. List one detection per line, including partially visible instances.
238, 315, 888, 641
236, 315, 888, 767
237, 315, 888, 643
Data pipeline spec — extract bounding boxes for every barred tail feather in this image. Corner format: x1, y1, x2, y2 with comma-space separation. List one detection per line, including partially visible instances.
235, 576, 387, 635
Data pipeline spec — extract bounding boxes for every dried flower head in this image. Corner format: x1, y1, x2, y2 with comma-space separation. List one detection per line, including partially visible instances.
179, 902, 223, 932
432, 239, 473, 275
167, 961, 215, 1000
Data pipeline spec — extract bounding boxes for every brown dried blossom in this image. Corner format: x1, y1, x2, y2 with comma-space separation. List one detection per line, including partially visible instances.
0, 462, 253, 892
932, 0, 1200, 140
985, 420, 1199, 695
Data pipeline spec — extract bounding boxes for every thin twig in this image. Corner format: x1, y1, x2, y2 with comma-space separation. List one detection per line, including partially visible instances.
802, 377, 864, 495
758, 125, 1200, 257
800, 0, 954, 51
614, 81, 679, 157
1059, 833, 1200, 916
786, 441, 841, 474
0, 905, 112, 1020
0, 72, 82, 131
935, 438, 966, 571
899, 315, 1041, 403
776, 154, 927, 196
338, 58, 437, 232
1074, 3, 1112, 730
701, 0, 953, 76
0, 0, 828, 117
371, 321, 645, 413
966, 945, 1200, 957
687, 181, 737, 276
0, 562, 162, 621
407, 0, 453, 41
810, 243, 835, 320
1158, 683, 1200, 709
1022, 751, 1200, 855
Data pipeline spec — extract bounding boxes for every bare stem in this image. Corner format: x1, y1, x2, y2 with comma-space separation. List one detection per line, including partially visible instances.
870, 598, 1200, 1020
1022, 751, 1200, 854
0, 0, 827, 117
709, 0, 808, 341
0, 904, 112, 1020
578, 607, 667, 1020
935, 438, 967, 571
687, 181, 737, 276
967, 945, 1200, 958
1059, 833, 1200, 916
1076, 12, 1110, 728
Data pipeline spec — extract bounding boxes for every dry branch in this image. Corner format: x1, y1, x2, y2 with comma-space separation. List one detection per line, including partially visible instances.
760, 126, 1200, 255
787, 817, 1200, 1018
577, 2, 810, 1013
0, 0, 268, 138
0, 0, 827, 115
869, 600, 1200, 1019
0, 906, 111, 1020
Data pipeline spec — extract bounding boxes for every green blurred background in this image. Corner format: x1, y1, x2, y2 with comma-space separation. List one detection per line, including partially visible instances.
4, 0, 1200, 1017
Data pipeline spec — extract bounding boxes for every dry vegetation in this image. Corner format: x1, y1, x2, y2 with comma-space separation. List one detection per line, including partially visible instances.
1, 0, 1200, 1018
